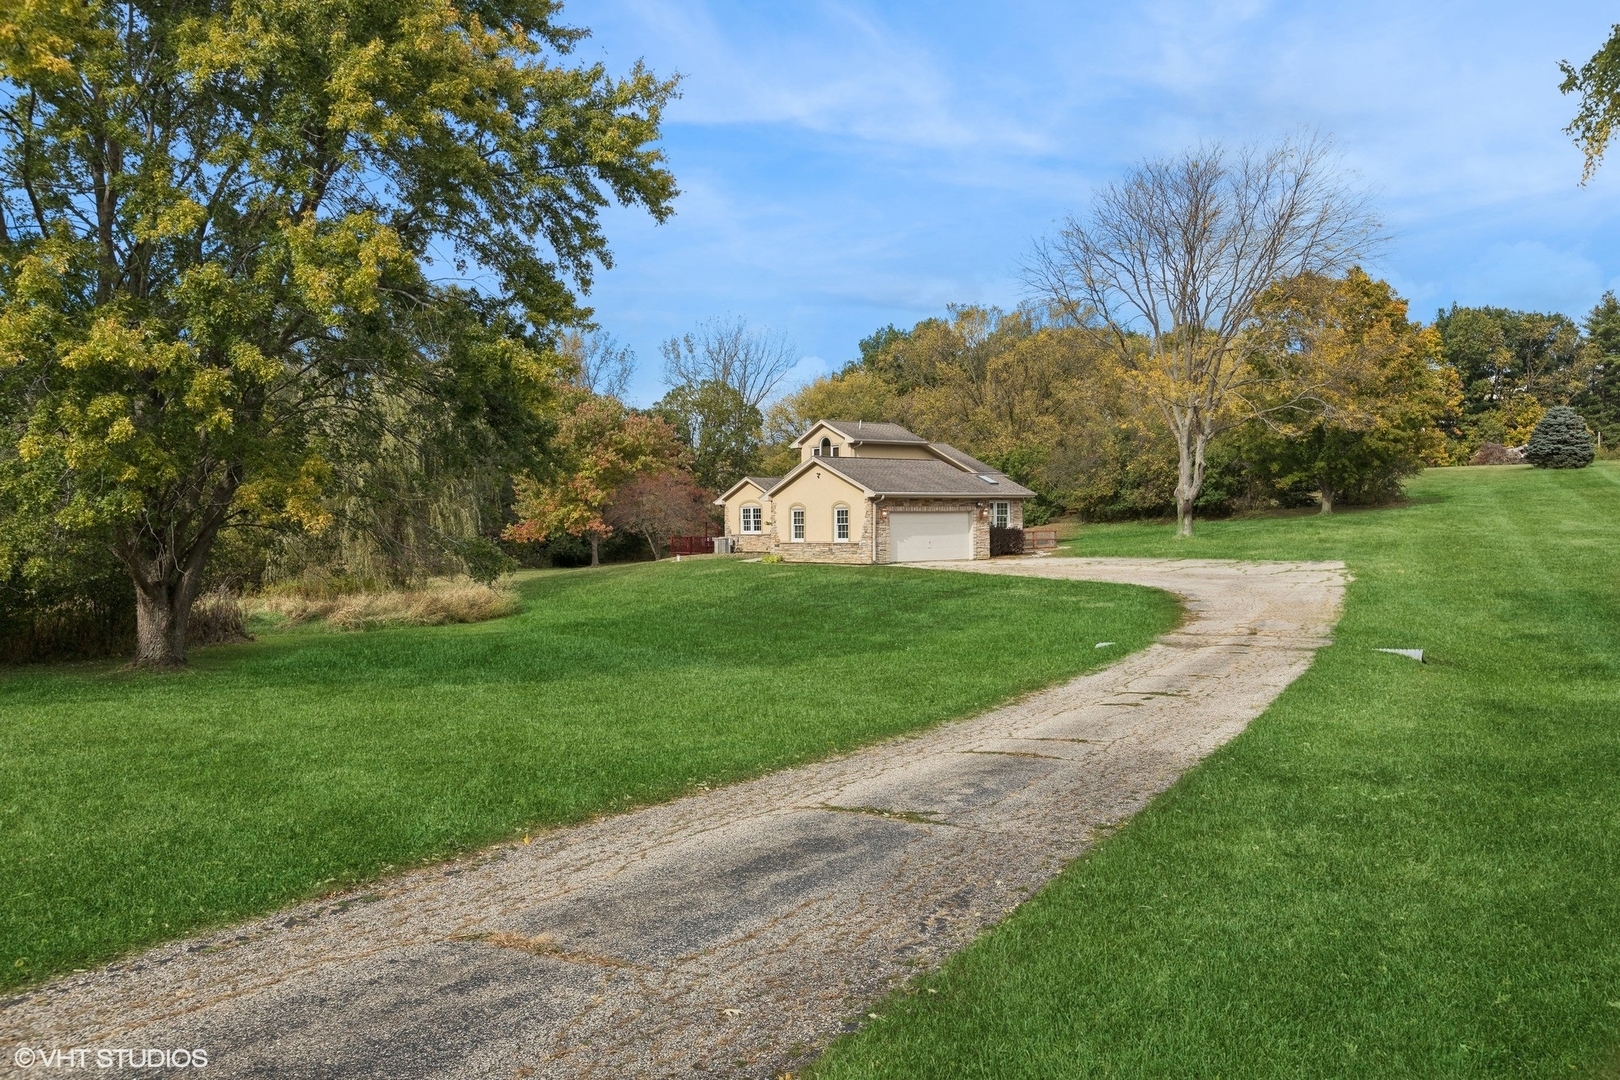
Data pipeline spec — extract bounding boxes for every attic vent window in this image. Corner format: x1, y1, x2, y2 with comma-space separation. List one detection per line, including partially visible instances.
978, 474, 999, 484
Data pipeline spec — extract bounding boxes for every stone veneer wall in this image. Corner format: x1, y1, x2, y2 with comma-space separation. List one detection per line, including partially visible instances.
732, 532, 773, 554
774, 538, 873, 564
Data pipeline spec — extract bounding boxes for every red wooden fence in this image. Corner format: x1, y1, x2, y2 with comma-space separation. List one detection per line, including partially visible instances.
667, 535, 715, 556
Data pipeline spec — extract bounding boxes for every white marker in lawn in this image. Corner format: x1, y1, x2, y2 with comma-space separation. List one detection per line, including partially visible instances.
1375, 648, 1424, 663
1095, 642, 1115, 649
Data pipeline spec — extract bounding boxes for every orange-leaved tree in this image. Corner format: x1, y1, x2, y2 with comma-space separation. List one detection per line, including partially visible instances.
505, 392, 686, 565
604, 470, 713, 560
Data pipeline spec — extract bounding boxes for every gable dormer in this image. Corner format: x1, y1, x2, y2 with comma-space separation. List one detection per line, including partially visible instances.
791, 420, 935, 462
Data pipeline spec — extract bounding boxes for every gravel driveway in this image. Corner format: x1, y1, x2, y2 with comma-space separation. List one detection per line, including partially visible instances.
3, 557, 1347, 1079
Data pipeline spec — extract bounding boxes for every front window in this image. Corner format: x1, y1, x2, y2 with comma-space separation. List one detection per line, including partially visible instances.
791, 507, 805, 541
991, 501, 1010, 528
741, 505, 762, 533
835, 505, 850, 541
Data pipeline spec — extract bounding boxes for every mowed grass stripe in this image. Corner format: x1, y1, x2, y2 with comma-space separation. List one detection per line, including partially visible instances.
811, 463, 1620, 1079
0, 561, 1176, 990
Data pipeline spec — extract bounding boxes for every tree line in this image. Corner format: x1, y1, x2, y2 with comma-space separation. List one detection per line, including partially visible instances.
761, 284, 1618, 525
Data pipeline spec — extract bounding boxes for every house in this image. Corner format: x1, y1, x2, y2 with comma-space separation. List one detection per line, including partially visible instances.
715, 420, 1035, 563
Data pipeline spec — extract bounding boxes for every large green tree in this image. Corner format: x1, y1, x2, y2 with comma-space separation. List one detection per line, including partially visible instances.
1432, 305, 1585, 451
653, 379, 761, 492
654, 316, 795, 491
1574, 291, 1620, 447
0, 0, 676, 664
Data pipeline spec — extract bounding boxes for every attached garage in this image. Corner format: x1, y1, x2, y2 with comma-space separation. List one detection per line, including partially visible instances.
889, 511, 974, 562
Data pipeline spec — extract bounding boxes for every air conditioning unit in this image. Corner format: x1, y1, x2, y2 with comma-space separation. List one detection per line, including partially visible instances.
712, 536, 735, 554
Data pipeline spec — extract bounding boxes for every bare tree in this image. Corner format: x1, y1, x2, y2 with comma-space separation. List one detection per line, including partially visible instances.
661, 316, 798, 408
1027, 137, 1380, 535
563, 329, 637, 401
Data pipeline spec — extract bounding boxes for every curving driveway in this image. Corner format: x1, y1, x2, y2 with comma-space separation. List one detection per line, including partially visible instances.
3, 557, 1346, 1078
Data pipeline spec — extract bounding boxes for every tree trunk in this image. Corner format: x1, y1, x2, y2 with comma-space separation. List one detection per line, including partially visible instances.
1172, 423, 1210, 538
126, 538, 217, 668
1174, 459, 1195, 536
133, 578, 192, 668
644, 531, 660, 560
589, 535, 601, 567
117, 474, 237, 668
1318, 480, 1336, 515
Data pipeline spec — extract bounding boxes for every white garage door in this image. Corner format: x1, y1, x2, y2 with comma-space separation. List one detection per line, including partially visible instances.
889, 511, 973, 562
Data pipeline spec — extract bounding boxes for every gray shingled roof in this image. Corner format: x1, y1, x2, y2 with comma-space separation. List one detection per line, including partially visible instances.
804, 419, 928, 445
928, 442, 999, 475
815, 457, 1035, 498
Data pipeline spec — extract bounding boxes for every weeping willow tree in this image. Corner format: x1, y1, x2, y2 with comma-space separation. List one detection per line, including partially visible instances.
264, 386, 516, 591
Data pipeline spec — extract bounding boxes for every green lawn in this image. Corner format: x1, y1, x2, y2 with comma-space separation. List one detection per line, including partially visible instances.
0, 561, 1175, 991
812, 463, 1620, 1079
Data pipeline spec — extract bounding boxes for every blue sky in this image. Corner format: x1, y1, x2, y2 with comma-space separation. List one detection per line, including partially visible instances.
567, 1, 1620, 405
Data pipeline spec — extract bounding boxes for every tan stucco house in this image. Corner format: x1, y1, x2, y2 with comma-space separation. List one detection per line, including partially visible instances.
715, 420, 1035, 563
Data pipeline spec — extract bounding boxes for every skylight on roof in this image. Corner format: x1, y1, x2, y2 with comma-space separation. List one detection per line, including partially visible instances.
978, 474, 999, 484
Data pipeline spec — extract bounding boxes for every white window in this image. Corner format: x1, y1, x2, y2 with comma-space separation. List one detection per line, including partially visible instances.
791, 507, 805, 541
818, 437, 832, 457
835, 505, 850, 541
991, 501, 1011, 528
741, 505, 762, 533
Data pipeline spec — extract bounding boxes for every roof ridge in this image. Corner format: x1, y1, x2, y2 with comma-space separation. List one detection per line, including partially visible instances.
788, 454, 1035, 498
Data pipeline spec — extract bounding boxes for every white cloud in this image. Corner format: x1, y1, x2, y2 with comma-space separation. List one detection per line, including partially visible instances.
603, 0, 1050, 152
777, 353, 834, 396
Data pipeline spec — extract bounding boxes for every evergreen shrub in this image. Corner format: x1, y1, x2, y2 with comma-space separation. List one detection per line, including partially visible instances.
1524, 407, 1595, 469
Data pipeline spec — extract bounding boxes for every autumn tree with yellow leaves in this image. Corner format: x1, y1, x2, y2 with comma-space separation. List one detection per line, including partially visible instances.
0, 0, 676, 664
1237, 270, 1460, 513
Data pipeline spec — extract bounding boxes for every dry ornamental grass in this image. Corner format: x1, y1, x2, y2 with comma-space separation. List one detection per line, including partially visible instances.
187, 590, 252, 646
247, 582, 519, 631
